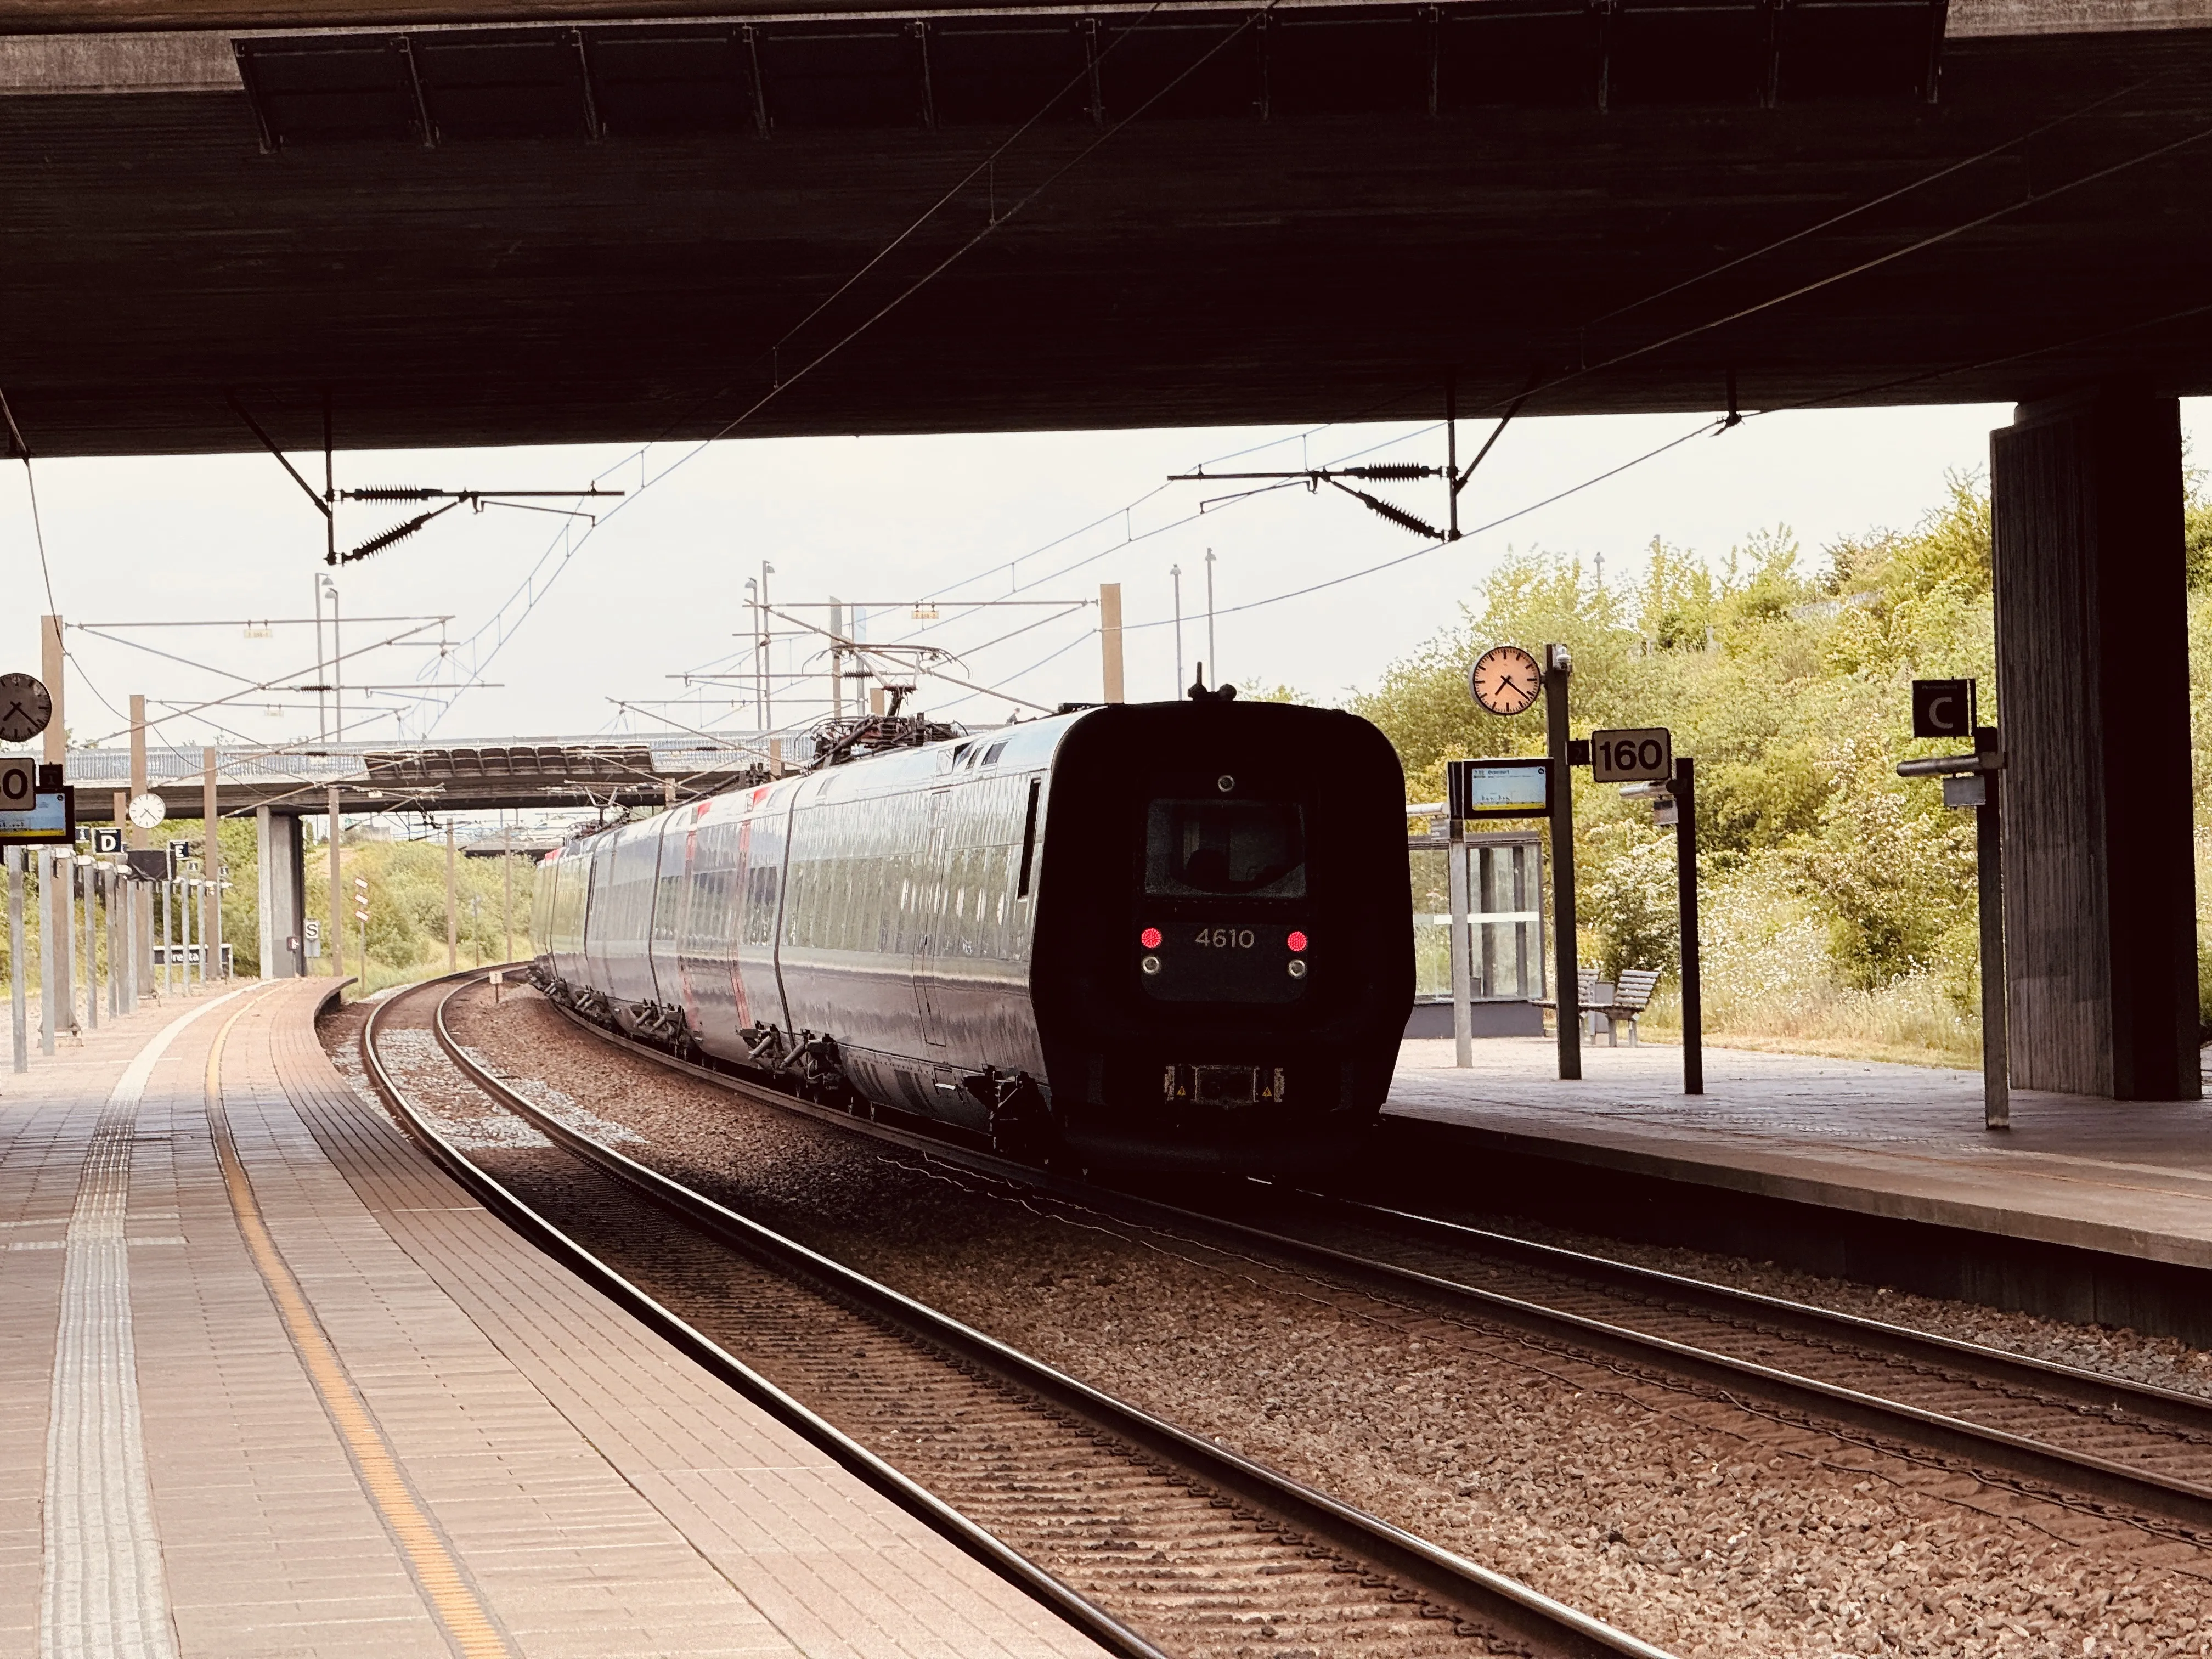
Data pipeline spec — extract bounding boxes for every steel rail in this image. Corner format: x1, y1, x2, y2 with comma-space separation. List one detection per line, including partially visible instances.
537, 994, 2212, 1536
1288, 1187, 2212, 1430
357, 971, 1168, 1659
436, 976, 1679, 1659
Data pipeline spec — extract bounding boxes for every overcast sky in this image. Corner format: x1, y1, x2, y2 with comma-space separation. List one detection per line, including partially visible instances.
7, 397, 2203, 760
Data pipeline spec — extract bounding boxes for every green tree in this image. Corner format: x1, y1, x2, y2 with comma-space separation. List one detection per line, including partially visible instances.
1354, 486, 2008, 1028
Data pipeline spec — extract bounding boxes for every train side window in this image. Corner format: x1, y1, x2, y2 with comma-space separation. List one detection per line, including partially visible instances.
950, 848, 969, 955
859, 855, 878, 953
746, 862, 778, 947
1017, 778, 1041, 898
785, 862, 806, 947
980, 845, 997, 957
966, 847, 984, 955
983, 844, 1009, 957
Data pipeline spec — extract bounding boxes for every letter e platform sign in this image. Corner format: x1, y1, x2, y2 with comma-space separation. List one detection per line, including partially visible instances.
1912, 678, 1974, 739
1590, 727, 1673, 783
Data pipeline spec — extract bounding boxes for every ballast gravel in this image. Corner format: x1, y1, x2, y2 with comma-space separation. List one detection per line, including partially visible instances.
1414, 1214, 2212, 1408
380, 988, 2212, 1658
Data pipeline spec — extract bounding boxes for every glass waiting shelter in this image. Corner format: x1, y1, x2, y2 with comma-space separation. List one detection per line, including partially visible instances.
1407, 816, 1547, 1037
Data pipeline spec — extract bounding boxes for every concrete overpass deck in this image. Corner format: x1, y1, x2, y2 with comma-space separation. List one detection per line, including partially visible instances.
7, 0, 2212, 454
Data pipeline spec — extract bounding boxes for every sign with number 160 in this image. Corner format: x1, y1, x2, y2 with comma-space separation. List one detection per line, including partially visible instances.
1590, 727, 1673, 783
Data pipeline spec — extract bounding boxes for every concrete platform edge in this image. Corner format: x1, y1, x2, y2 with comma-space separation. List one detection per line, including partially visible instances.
1377, 1114, 2212, 1348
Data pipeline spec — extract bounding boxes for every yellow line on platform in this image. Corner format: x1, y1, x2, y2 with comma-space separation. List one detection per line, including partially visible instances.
204, 999, 515, 1659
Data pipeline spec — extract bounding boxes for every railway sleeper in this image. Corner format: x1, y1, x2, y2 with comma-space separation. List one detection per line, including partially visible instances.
420, 979, 1669, 1659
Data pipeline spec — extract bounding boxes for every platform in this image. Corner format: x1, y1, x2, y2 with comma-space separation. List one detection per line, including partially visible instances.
0, 978, 1106, 1659
1378, 1036, 2212, 1345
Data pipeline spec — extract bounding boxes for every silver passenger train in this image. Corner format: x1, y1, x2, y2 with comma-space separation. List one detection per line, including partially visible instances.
531, 700, 1413, 1172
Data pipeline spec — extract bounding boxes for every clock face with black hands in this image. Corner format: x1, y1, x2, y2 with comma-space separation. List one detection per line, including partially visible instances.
1469, 646, 1542, 717
0, 673, 52, 744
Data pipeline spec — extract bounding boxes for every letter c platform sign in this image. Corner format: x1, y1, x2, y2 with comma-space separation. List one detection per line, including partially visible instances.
1912, 679, 1975, 740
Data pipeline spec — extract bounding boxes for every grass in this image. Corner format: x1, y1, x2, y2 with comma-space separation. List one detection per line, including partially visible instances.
1634, 972, 1981, 1069
324, 943, 533, 1003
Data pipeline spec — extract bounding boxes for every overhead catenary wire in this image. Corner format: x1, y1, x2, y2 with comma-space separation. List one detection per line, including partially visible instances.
622, 3, 1181, 456
1130, 417, 1723, 633
930, 623, 1104, 715
1581, 68, 2175, 341
493, 81, 2212, 733
1040, 74, 2212, 674
764, 2, 1172, 364
936, 413, 1726, 714
934, 411, 1728, 710
1441, 76, 2212, 427
1762, 292, 2212, 419
72, 33, 2186, 746
688, 2, 1295, 467
752, 602, 1070, 715
848, 415, 1458, 720
1570, 116, 2212, 403
1, 383, 136, 730
82, 621, 452, 747
901, 398, 1451, 623
65, 616, 459, 752
417, 2, 1288, 737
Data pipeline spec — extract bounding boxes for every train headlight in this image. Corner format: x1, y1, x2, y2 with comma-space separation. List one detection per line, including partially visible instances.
1287, 960, 1307, 979
1142, 955, 1162, 975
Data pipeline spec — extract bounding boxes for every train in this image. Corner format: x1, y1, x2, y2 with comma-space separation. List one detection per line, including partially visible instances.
530, 698, 1413, 1173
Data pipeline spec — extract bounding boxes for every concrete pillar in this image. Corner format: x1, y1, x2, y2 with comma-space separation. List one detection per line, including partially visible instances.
256, 806, 307, 980
108, 792, 126, 1018
128, 695, 148, 849
81, 860, 95, 1031
42, 855, 68, 1045
203, 746, 221, 979
60, 854, 79, 1035
36, 850, 56, 1053
1991, 387, 2199, 1100
328, 788, 345, 978
445, 823, 458, 972
1099, 583, 1125, 703
40, 616, 63, 768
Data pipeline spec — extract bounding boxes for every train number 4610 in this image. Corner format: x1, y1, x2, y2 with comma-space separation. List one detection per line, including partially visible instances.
1194, 927, 1256, 949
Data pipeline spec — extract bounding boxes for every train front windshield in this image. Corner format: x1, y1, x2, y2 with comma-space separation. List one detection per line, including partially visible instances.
1144, 799, 1306, 898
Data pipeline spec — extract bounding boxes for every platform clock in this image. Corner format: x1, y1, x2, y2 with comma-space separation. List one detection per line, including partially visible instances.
0, 673, 53, 744
1468, 645, 1542, 717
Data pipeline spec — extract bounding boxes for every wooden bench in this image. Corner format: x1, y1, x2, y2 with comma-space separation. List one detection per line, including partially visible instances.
1585, 968, 1663, 1047
1537, 968, 1663, 1046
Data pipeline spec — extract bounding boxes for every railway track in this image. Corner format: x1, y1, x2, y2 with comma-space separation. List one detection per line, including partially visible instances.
359, 970, 1675, 1659
535, 988, 2212, 1545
